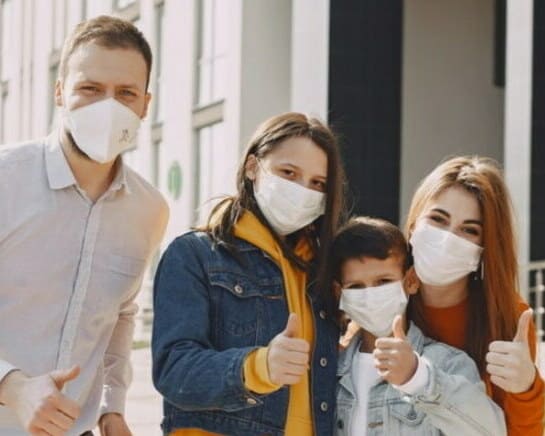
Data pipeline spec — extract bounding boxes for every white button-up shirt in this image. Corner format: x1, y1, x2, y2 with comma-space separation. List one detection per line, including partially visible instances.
0, 134, 169, 435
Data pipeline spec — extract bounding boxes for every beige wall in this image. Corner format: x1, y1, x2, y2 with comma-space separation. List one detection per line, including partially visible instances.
400, 0, 504, 222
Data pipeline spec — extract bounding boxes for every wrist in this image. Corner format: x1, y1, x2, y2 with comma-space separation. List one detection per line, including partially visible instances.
0, 370, 26, 405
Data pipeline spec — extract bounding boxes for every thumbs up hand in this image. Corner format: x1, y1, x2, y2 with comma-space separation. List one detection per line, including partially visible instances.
486, 308, 537, 393
266, 313, 310, 386
373, 315, 418, 385
0, 365, 81, 435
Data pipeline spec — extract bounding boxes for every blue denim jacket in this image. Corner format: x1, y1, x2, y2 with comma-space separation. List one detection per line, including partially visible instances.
152, 231, 339, 435
335, 322, 506, 436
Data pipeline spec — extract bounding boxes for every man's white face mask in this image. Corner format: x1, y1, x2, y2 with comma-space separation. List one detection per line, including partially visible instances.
65, 98, 142, 163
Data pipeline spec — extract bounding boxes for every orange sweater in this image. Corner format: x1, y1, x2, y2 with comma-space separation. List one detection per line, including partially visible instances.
422, 299, 544, 436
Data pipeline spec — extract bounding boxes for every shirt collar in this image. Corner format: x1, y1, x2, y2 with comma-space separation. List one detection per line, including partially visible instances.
45, 133, 77, 190
44, 131, 131, 195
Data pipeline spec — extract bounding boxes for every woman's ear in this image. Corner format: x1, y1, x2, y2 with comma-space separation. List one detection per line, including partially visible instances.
403, 266, 420, 296
245, 154, 258, 181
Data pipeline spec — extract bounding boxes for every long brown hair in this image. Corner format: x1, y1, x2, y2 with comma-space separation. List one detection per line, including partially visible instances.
405, 156, 520, 372
202, 112, 346, 303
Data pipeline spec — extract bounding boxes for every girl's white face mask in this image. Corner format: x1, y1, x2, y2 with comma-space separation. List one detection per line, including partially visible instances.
66, 98, 142, 163
409, 221, 483, 286
254, 164, 326, 235
339, 281, 408, 338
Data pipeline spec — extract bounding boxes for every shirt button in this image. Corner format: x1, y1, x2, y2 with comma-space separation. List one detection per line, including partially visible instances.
319, 310, 326, 319
246, 397, 257, 405
320, 357, 328, 367
234, 284, 244, 295
320, 401, 328, 412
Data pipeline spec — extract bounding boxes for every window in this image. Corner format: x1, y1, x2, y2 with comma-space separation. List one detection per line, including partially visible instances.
196, 121, 225, 222
114, 0, 136, 10
1, 82, 8, 143
48, 62, 59, 130
52, 0, 67, 50
153, 1, 165, 122
196, 0, 228, 106
1, 0, 13, 81
151, 139, 162, 189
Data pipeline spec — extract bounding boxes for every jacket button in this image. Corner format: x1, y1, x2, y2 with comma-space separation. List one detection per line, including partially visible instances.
337, 419, 344, 429
234, 284, 244, 294
319, 357, 327, 367
320, 401, 328, 412
246, 397, 257, 405
319, 310, 326, 319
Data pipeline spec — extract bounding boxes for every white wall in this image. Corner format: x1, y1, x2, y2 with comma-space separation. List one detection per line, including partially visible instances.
400, 0, 504, 222
238, 0, 292, 150
290, 0, 329, 120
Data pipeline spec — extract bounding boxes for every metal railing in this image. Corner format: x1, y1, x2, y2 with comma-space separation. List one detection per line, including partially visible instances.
528, 261, 545, 344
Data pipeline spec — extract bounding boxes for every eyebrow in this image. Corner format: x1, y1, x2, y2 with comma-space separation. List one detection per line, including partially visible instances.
430, 207, 483, 226
75, 80, 141, 90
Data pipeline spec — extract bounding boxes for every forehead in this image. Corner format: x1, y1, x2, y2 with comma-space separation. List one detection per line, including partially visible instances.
265, 136, 328, 177
426, 185, 481, 220
340, 255, 404, 283
65, 42, 148, 88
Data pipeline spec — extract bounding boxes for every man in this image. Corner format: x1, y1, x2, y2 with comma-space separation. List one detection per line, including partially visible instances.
0, 16, 169, 435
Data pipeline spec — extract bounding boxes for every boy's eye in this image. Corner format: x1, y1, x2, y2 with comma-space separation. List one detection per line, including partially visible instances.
280, 169, 295, 177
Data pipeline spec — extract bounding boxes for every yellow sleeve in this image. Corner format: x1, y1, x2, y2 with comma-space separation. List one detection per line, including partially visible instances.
243, 347, 281, 394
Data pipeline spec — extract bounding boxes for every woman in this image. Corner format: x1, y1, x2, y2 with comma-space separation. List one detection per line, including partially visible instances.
152, 112, 346, 436
405, 156, 544, 435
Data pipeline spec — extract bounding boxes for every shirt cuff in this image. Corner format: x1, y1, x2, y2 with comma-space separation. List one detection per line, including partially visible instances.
99, 386, 127, 417
0, 361, 18, 388
243, 347, 281, 394
393, 352, 429, 395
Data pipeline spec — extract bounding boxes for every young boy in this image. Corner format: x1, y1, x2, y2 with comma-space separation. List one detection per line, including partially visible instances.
331, 217, 506, 436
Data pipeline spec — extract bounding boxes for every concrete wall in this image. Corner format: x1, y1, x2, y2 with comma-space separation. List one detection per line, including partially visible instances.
400, 0, 504, 222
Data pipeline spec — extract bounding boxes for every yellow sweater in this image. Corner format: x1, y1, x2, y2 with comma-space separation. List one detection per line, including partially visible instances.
170, 211, 315, 435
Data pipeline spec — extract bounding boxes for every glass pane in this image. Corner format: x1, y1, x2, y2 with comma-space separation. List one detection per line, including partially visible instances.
151, 140, 161, 188
212, 56, 226, 102
198, 61, 212, 105
116, 0, 136, 9
153, 3, 165, 121
1, 0, 13, 80
213, 0, 229, 57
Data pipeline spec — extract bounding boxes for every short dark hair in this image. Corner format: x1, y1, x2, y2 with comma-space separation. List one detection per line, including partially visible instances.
59, 15, 152, 90
330, 216, 409, 283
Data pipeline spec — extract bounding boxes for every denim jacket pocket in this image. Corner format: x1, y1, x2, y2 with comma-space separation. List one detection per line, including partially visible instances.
389, 399, 426, 431
209, 271, 284, 349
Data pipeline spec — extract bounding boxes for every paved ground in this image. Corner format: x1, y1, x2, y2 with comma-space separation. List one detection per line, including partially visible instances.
125, 347, 163, 436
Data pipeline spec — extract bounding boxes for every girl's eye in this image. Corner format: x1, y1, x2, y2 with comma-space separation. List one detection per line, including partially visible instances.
280, 169, 295, 177
313, 180, 326, 191
119, 89, 137, 97
463, 227, 479, 236
81, 86, 98, 92
429, 215, 446, 224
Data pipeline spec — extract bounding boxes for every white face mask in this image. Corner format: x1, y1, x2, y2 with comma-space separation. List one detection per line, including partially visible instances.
66, 98, 142, 163
409, 221, 483, 286
339, 281, 408, 338
254, 165, 326, 235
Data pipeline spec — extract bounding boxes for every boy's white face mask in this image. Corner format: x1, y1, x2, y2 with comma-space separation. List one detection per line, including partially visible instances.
254, 164, 326, 235
339, 280, 408, 338
409, 221, 483, 286
66, 98, 142, 163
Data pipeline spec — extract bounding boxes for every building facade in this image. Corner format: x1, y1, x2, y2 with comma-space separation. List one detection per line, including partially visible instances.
0, 0, 543, 339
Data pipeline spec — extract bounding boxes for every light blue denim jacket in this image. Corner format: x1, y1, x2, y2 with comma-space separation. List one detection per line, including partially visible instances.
335, 322, 506, 435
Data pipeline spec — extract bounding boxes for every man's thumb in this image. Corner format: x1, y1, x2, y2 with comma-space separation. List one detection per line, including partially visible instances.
50, 365, 80, 390
392, 315, 406, 340
283, 313, 300, 338
513, 308, 533, 344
